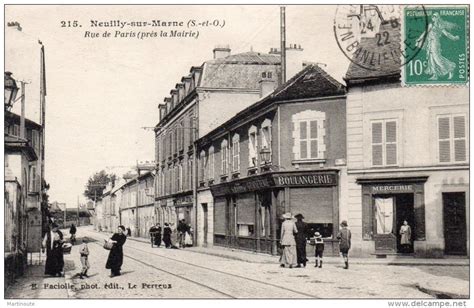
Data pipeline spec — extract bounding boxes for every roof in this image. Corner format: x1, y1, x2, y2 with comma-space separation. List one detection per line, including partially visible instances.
5, 110, 42, 129
200, 51, 281, 89
199, 64, 345, 142
344, 20, 401, 85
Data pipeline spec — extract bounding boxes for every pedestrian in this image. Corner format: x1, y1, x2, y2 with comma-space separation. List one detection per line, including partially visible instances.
294, 213, 308, 268
337, 220, 351, 269
105, 225, 127, 277
399, 220, 412, 253
41, 222, 65, 277
163, 223, 172, 248
184, 226, 193, 247
177, 219, 187, 248
279, 213, 298, 268
79, 237, 90, 279
69, 223, 77, 245
313, 232, 324, 268
149, 224, 157, 246
154, 223, 162, 247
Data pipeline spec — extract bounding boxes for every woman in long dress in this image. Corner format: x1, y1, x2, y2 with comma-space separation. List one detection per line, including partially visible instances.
105, 225, 127, 277
163, 223, 172, 248
417, 12, 460, 80
42, 223, 65, 277
294, 213, 308, 268
279, 213, 298, 268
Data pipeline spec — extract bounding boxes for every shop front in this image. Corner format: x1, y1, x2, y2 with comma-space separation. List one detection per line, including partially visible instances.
356, 177, 428, 255
210, 170, 341, 256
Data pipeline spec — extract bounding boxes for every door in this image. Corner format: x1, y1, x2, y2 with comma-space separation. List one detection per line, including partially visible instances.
443, 192, 467, 255
202, 203, 208, 245
373, 196, 397, 253
395, 194, 415, 253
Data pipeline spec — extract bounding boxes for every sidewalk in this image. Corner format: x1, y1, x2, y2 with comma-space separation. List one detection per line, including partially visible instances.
124, 233, 469, 266
4, 253, 75, 299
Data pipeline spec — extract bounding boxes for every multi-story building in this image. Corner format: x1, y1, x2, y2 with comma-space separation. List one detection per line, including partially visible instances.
154, 46, 288, 243
344, 23, 469, 257
119, 171, 154, 237
5, 108, 44, 282
196, 64, 346, 254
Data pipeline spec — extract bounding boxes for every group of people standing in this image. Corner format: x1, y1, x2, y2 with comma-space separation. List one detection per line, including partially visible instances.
279, 213, 352, 270
149, 219, 192, 249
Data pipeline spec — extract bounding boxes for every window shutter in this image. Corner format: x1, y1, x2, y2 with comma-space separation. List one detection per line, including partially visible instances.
453, 116, 466, 162
372, 122, 383, 166
299, 121, 308, 159
438, 117, 451, 162
310, 120, 318, 158
385, 121, 397, 165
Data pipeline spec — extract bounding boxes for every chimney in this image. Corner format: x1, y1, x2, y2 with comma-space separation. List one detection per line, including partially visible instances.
7, 21, 22, 31
158, 104, 167, 121
286, 43, 304, 81
213, 45, 231, 59
259, 72, 277, 98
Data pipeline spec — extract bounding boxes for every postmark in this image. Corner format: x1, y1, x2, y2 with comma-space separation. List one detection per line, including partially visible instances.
403, 6, 469, 86
334, 5, 428, 73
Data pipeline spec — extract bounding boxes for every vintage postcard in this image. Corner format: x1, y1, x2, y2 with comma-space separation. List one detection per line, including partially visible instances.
3, 3, 470, 304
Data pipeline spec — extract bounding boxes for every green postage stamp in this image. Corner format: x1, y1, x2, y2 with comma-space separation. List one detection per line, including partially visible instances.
404, 6, 468, 85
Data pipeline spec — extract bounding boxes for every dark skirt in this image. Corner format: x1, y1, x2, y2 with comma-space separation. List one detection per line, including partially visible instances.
154, 234, 162, 246
45, 245, 64, 275
296, 240, 307, 265
106, 246, 123, 270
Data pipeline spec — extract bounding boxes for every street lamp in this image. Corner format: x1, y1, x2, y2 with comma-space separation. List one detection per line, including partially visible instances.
4, 72, 19, 111
260, 147, 272, 165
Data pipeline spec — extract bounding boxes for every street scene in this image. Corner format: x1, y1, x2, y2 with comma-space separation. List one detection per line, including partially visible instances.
4, 4, 470, 302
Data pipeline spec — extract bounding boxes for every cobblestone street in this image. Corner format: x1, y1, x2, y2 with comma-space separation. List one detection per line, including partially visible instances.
5, 227, 469, 299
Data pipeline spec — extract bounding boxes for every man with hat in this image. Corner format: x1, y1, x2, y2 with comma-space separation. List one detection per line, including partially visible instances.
279, 212, 298, 268
294, 213, 308, 268
337, 220, 351, 269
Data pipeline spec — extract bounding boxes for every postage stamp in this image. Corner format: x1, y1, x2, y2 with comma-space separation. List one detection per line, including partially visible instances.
403, 6, 469, 85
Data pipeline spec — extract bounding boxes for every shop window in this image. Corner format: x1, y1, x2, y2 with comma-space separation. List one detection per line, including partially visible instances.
238, 224, 254, 236
292, 110, 326, 160
371, 119, 398, 166
374, 196, 394, 234
306, 223, 333, 239
232, 134, 240, 172
248, 126, 258, 168
437, 115, 467, 163
221, 139, 228, 175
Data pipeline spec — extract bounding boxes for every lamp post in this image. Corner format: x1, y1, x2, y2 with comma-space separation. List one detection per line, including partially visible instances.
259, 147, 285, 172
4, 72, 19, 111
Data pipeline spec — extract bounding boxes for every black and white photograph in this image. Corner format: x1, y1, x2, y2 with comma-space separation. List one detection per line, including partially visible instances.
3, 2, 470, 304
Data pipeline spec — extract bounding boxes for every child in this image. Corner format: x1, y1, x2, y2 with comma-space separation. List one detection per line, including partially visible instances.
79, 237, 90, 279
313, 232, 324, 268
337, 220, 351, 269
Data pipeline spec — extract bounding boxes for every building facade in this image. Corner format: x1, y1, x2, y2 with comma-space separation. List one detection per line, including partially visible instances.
119, 172, 155, 237
197, 65, 347, 255
155, 46, 285, 244
344, 24, 469, 257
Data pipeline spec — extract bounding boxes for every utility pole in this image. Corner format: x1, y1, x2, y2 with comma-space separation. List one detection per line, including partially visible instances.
135, 161, 140, 237
280, 6, 287, 84
19, 81, 26, 139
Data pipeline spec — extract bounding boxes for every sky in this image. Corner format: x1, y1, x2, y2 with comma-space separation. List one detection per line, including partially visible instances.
5, 5, 350, 208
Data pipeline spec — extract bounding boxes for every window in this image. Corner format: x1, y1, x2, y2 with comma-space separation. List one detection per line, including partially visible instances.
28, 165, 37, 192
248, 126, 258, 168
178, 164, 183, 191
292, 110, 326, 160
188, 114, 195, 146
438, 115, 467, 163
199, 150, 207, 182
232, 134, 240, 172
374, 197, 394, 234
221, 139, 228, 175
371, 119, 398, 166
173, 127, 178, 154
261, 119, 272, 163
188, 157, 193, 190
208, 146, 215, 180
177, 122, 183, 152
